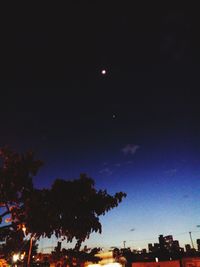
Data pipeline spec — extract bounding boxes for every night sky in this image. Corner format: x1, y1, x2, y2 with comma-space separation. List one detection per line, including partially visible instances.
1, 3, 200, 251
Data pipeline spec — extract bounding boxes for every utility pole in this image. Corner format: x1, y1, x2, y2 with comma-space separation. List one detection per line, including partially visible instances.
22, 225, 34, 267
123, 241, 126, 249
189, 231, 194, 249
27, 236, 33, 267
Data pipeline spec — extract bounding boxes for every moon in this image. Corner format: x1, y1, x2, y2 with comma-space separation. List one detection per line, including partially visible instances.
101, 69, 106, 75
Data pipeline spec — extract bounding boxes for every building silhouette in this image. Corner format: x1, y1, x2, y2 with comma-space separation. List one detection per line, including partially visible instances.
197, 239, 200, 252
185, 244, 191, 253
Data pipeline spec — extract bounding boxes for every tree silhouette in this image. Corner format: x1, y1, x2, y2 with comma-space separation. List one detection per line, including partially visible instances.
0, 147, 42, 260
51, 245, 101, 267
0, 147, 126, 258
24, 174, 126, 249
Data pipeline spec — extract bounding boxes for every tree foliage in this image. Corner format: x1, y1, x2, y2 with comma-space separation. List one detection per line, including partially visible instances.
0, 147, 42, 205
0, 147, 42, 260
51, 244, 101, 267
24, 175, 126, 248
0, 147, 126, 253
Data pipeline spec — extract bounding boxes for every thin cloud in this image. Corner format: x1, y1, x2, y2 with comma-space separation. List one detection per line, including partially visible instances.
122, 144, 140, 155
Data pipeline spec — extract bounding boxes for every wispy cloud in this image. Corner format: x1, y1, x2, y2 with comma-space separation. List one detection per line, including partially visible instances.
122, 144, 140, 155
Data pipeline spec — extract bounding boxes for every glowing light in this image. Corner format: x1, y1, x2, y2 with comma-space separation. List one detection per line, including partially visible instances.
101, 69, 106, 75
22, 224, 26, 234
104, 264, 121, 267
88, 264, 121, 267
20, 252, 26, 260
88, 265, 101, 267
13, 253, 19, 262
5, 217, 11, 223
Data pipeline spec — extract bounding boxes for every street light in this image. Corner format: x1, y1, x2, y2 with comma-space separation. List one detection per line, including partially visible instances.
22, 224, 26, 235
12, 253, 19, 263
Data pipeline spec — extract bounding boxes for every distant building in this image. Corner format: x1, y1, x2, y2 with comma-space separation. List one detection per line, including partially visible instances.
132, 260, 180, 267
197, 239, 200, 252
185, 244, 191, 253
172, 240, 181, 252
158, 235, 182, 254
163, 235, 173, 250
132, 258, 200, 267
173, 240, 180, 248
159, 235, 174, 252
153, 243, 160, 252
159, 235, 165, 250
148, 244, 153, 253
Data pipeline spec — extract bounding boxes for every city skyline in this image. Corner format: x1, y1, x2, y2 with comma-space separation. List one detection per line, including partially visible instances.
38, 232, 200, 254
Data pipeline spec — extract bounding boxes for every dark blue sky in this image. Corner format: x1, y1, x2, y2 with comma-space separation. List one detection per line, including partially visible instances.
1, 3, 200, 251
